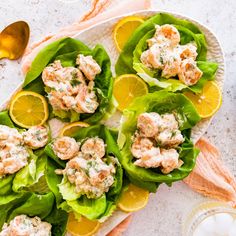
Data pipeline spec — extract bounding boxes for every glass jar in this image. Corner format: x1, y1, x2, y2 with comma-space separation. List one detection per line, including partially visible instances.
183, 201, 236, 236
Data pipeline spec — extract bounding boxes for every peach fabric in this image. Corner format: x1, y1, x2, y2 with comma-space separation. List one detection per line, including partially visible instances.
107, 215, 133, 236
21, 0, 151, 74
184, 138, 236, 207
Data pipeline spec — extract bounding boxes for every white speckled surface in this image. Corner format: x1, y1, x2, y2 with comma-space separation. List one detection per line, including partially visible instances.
0, 0, 235, 235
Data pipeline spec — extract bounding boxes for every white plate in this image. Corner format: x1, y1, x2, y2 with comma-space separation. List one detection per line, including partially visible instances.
0, 10, 225, 236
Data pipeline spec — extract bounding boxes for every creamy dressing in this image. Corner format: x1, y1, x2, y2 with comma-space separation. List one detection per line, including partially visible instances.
141, 24, 203, 86
53, 137, 116, 199
42, 54, 101, 115
0, 215, 51, 236
131, 112, 184, 173
0, 125, 48, 177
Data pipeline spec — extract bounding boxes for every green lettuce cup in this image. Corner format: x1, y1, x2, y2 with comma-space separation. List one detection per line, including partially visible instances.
23, 37, 115, 124
44, 125, 123, 221
118, 91, 201, 192
115, 13, 218, 93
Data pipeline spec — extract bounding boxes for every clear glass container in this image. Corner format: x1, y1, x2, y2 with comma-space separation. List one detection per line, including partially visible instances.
183, 201, 236, 236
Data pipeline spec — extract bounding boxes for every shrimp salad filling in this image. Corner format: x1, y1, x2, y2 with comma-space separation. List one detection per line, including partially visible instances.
131, 112, 184, 174
52, 137, 117, 199
42, 54, 101, 115
0, 125, 48, 177
0, 215, 51, 236
140, 24, 203, 86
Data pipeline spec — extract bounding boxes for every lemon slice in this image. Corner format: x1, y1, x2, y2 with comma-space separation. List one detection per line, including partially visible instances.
60, 121, 90, 137
118, 184, 149, 212
9, 91, 49, 128
184, 81, 222, 118
113, 16, 144, 51
113, 74, 148, 111
67, 213, 100, 236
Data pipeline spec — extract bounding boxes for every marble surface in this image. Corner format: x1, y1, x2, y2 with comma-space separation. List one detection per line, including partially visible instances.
0, 0, 236, 235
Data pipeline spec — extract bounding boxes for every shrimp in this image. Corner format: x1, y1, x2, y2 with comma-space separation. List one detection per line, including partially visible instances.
160, 113, 179, 131
22, 126, 48, 149
2, 155, 28, 175
52, 136, 79, 160
137, 112, 162, 137
178, 58, 203, 86
74, 83, 99, 114
156, 129, 184, 148
154, 24, 180, 47
140, 44, 165, 69
81, 137, 106, 158
178, 43, 198, 60
0, 125, 23, 147
160, 148, 183, 174
131, 135, 160, 159
161, 50, 181, 78
42, 60, 85, 88
48, 90, 70, 111
76, 54, 101, 81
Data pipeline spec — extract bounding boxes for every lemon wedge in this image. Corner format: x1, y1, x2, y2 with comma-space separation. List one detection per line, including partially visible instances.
60, 121, 90, 137
113, 74, 148, 111
184, 81, 222, 118
67, 213, 100, 236
9, 91, 49, 128
118, 184, 149, 212
113, 16, 144, 51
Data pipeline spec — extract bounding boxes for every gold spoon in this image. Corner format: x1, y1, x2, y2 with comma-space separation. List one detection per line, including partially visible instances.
0, 21, 30, 60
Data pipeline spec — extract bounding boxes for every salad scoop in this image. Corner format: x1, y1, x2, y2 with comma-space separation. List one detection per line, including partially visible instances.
0, 21, 29, 60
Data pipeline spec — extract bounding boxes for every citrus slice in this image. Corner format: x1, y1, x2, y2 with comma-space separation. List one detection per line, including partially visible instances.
118, 184, 149, 212
60, 121, 90, 137
113, 16, 144, 51
67, 213, 100, 236
113, 74, 148, 111
184, 81, 222, 118
9, 91, 49, 128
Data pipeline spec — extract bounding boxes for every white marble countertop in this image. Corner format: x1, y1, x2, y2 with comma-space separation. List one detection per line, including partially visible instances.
0, 0, 235, 235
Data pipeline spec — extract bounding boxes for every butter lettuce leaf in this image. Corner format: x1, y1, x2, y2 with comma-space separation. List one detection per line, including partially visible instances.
118, 91, 200, 191
45, 125, 123, 220
23, 38, 114, 124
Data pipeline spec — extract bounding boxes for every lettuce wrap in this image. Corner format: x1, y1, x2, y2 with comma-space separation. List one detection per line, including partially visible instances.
44, 125, 123, 221
115, 13, 218, 94
23, 37, 115, 124
118, 91, 201, 192
0, 111, 68, 235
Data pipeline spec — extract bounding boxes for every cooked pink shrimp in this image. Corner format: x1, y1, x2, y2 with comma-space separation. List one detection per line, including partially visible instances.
160, 148, 183, 174
23, 126, 48, 149
161, 51, 181, 78
0, 125, 23, 146
42, 60, 85, 88
74, 83, 99, 114
48, 90, 70, 111
178, 43, 198, 60
160, 113, 179, 131
76, 54, 101, 81
52, 136, 79, 160
131, 135, 160, 159
81, 137, 106, 158
178, 58, 203, 86
154, 24, 180, 47
156, 129, 184, 147
137, 112, 162, 137
3, 154, 28, 175
140, 44, 165, 69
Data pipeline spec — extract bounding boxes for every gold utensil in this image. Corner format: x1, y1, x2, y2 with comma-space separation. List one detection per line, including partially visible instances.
0, 21, 30, 60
